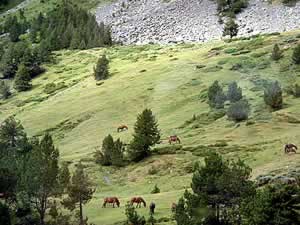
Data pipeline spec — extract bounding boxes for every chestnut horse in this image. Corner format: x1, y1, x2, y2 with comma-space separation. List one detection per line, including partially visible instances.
169, 135, 181, 144
102, 197, 120, 208
284, 144, 297, 154
117, 125, 128, 132
130, 197, 146, 208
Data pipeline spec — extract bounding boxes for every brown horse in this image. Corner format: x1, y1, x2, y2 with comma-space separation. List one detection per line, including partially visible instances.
102, 197, 120, 208
171, 203, 177, 213
130, 197, 146, 208
117, 125, 128, 132
284, 144, 297, 154
169, 135, 181, 144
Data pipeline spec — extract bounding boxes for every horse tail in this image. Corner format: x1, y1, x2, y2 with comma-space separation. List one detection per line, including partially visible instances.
177, 137, 181, 144
142, 198, 146, 207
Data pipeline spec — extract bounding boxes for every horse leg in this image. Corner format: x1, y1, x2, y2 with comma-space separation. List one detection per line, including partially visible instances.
113, 202, 115, 208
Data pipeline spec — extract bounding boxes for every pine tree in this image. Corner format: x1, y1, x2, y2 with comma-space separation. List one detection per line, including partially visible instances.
94, 55, 109, 80
0, 81, 11, 99
271, 44, 283, 61
0, 202, 11, 225
292, 44, 300, 64
78, 40, 86, 50
69, 30, 81, 50
100, 134, 114, 166
208, 81, 226, 108
63, 162, 95, 225
125, 202, 146, 225
111, 138, 124, 167
27, 133, 60, 225
59, 162, 70, 192
128, 109, 160, 162
227, 81, 242, 102
264, 81, 283, 110
223, 18, 239, 38
14, 64, 32, 92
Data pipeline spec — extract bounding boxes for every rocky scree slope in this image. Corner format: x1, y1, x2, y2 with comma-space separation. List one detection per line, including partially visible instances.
95, 0, 300, 44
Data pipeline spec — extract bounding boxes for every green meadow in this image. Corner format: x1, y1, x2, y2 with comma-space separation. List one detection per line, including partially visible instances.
1, 31, 300, 224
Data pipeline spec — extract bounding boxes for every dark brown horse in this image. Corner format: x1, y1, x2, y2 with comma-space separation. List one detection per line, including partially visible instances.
169, 135, 181, 144
284, 144, 297, 154
130, 197, 146, 208
117, 125, 128, 132
102, 197, 120, 208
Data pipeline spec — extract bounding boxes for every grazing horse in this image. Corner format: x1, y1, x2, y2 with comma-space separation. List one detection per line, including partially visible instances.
284, 144, 298, 154
117, 125, 128, 132
149, 202, 155, 214
102, 197, 120, 208
169, 135, 181, 144
130, 197, 146, 208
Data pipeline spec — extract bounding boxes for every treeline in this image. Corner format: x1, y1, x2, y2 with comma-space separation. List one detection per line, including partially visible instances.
0, 0, 112, 94
0, 116, 95, 225
29, 0, 112, 51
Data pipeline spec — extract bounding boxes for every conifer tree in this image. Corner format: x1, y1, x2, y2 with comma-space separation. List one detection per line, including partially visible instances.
14, 64, 32, 92
223, 18, 239, 38
79, 40, 86, 50
208, 81, 226, 108
271, 44, 283, 61
63, 162, 95, 225
0, 81, 11, 99
264, 81, 283, 110
94, 55, 109, 80
70, 30, 81, 50
111, 138, 124, 167
292, 44, 300, 64
227, 81, 242, 102
59, 162, 70, 192
128, 109, 160, 162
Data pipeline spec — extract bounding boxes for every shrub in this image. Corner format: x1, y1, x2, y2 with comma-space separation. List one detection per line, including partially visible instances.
227, 99, 250, 122
264, 81, 283, 110
292, 44, 300, 64
227, 82, 242, 102
125, 203, 146, 225
0, 81, 11, 99
208, 81, 226, 109
293, 84, 300, 97
271, 44, 283, 61
151, 184, 160, 194
148, 166, 159, 175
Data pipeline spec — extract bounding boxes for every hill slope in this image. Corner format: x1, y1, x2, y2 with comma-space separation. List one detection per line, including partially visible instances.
1, 31, 300, 224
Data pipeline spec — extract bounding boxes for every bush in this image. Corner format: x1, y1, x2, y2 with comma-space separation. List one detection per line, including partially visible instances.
0, 81, 11, 99
271, 44, 283, 61
151, 184, 160, 194
227, 81, 242, 102
292, 84, 300, 98
227, 99, 250, 122
44, 82, 67, 94
14, 64, 32, 92
208, 81, 226, 109
223, 18, 239, 39
264, 81, 283, 110
125, 203, 146, 225
292, 44, 300, 64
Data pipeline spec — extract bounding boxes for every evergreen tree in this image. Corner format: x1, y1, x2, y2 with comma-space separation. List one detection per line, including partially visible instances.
223, 18, 239, 38
271, 44, 283, 61
69, 30, 81, 50
242, 184, 300, 225
0, 81, 11, 99
208, 81, 226, 108
26, 133, 60, 225
292, 44, 300, 64
14, 64, 32, 92
63, 162, 95, 225
175, 152, 255, 225
111, 138, 124, 167
128, 109, 160, 162
227, 81, 242, 102
99, 134, 114, 166
151, 184, 160, 194
264, 81, 283, 110
59, 162, 70, 192
125, 202, 146, 225
78, 40, 86, 50
94, 55, 109, 81
0, 202, 11, 225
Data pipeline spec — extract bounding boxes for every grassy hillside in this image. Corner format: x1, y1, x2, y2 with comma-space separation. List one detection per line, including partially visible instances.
1, 31, 300, 224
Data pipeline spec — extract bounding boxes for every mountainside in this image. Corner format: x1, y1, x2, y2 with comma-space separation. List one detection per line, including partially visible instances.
96, 0, 300, 44
1, 30, 300, 224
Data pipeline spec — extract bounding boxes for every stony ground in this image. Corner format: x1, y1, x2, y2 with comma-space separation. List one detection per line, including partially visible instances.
95, 0, 300, 44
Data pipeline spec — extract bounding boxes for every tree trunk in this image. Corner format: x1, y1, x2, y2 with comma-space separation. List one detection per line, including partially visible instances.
79, 199, 83, 225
